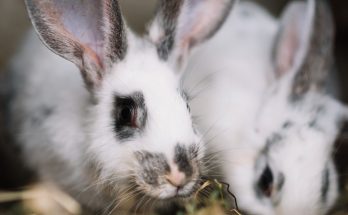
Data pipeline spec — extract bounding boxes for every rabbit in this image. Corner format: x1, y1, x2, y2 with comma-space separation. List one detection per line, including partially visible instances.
185, 0, 347, 214
6, 0, 236, 213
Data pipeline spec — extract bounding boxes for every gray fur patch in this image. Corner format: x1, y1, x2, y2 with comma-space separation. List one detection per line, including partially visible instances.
30, 107, 54, 126
174, 144, 194, 177
188, 144, 199, 159
308, 105, 326, 131
154, 0, 184, 60
282, 120, 293, 129
104, 0, 128, 63
135, 151, 169, 186
264, 133, 283, 153
308, 118, 320, 130
277, 173, 285, 192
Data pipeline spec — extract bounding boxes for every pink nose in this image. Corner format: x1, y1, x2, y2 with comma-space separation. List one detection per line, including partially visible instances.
165, 165, 187, 187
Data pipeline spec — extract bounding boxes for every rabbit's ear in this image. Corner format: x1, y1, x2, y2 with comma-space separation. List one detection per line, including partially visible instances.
25, 0, 128, 90
149, 0, 235, 71
272, 0, 334, 99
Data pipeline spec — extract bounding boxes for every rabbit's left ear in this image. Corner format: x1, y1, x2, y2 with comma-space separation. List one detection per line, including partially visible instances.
25, 0, 128, 90
272, 0, 334, 100
148, 0, 236, 72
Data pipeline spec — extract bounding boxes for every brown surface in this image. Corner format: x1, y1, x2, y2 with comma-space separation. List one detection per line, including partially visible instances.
0, 0, 30, 69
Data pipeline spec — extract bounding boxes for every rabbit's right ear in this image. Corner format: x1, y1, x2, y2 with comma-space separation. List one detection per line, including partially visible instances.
25, 0, 128, 90
272, 0, 334, 100
148, 0, 236, 72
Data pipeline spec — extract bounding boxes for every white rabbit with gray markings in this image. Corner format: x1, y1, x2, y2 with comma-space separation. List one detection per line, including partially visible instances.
6, 0, 235, 213
185, 0, 347, 214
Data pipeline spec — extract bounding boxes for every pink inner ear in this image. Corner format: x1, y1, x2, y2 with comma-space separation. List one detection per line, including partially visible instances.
177, 0, 229, 49
274, 2, 310, 79
42, 0, 105, 66
276, 24, 300, 78
59, 2, 104, 57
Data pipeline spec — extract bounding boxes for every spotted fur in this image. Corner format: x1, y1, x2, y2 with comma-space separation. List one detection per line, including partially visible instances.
9, 0, 235, 212
186, 0, 347, 214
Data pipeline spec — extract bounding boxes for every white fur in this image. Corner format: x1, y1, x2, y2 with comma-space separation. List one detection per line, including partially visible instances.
9, 30, 105, 207
185, 1, 342, 214
9, 0, 235, 212
185, 0, 277, 151
10, 28, 200, 210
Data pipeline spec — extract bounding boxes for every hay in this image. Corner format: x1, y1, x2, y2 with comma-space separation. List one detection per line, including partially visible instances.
0, 179, 241, 215
0, 184, 81, 215
1, 178, 348, 215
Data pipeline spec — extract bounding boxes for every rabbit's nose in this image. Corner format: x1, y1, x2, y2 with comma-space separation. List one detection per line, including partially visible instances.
165, 164, 187, 187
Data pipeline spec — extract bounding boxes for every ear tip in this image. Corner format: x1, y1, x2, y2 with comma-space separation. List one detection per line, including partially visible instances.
24, 0, 34, 11
278, 2, 309, 34
285, 1, 307, 10
24, 0, 39, 10
24, 0, 41, 34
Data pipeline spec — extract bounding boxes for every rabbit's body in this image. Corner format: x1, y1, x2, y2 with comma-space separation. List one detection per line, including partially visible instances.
9, 30, 111, 209
8, 0, 236, 212
186, 1, 346, 214
186, 1, 277, 142
185, 3, 280, 213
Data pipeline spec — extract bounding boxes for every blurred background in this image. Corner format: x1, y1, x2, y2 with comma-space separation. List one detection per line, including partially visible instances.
0, 0, 347, 214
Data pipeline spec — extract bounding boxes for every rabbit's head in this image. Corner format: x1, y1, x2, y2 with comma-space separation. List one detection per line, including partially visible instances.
24, 0, 235, 203
231, 1, 348, 214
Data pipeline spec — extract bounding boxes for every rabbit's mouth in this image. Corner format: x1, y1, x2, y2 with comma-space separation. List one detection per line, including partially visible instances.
164, 178, 200, 199
134, 144, 202, 199
174, 179, 200, 198
133, 169, 201, 200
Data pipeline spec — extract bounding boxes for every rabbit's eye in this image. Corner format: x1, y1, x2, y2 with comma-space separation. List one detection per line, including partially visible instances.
113, 92, 146, 140
258, 165, 274, 197
119, 105, 137, 127
115, 97, 138, 128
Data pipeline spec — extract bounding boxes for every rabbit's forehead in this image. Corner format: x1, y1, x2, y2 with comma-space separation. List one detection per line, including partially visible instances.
263, 122, 333, 155
257, 111, 335, 172
258, 94, 341, 141
106, 60, 189, 118
267, 135, 329, 164
107, 50, 180, 94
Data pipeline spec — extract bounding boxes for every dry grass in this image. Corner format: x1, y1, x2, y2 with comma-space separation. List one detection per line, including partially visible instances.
0, 179, 242, 215
0, 184, 81, 215
1, 178, 348, 215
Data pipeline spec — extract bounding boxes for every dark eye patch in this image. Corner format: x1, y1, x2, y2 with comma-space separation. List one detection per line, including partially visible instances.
115, 97, 137, 127
257, 165, 274, 198
113, 92, 147, 141
135, 151, 169, 186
